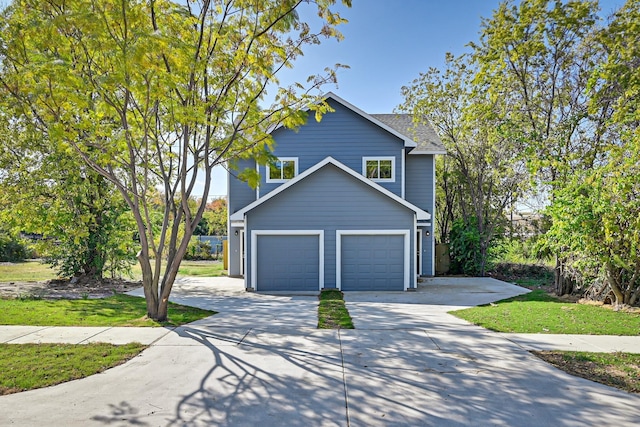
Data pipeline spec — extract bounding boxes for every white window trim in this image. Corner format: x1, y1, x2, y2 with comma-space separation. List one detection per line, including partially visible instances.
362, 156, 396, 183
250, 230, 324, 291
336, 229, 410, 291
266, 157, 299, 183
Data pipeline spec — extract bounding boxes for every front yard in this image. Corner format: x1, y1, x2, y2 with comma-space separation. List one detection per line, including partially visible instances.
451, 285, 640, 394
0, 262, 218, 394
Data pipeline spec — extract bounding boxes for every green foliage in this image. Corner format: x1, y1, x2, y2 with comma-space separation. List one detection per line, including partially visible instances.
543, 139, 640, 305
488, 262, 554, 288
0, 121, 137, 279
0, 232, 30, 262
399, 52, 527, 276
0, 294, 215, 327
195, 198, 228, 237
451, 290, 640, 335
42, 199, 137, 279
448, 217, 504, 276
449, 218, 482, 275
0, 343, 146, 395
540, 0, 640, 305
184, 238, 213, 261
492, 237, 550, 266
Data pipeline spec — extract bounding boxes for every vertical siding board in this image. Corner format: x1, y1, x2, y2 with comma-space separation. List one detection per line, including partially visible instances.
246, 165, 415, 288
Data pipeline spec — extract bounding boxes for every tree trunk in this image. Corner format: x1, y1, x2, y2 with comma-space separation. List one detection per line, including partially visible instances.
138, 252, 158, 320
606, 263, 625, 306
554, 255, 574, 295
156, 297, 169, 322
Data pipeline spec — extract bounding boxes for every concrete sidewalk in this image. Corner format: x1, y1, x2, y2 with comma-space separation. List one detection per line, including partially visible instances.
2, 326, 640, 354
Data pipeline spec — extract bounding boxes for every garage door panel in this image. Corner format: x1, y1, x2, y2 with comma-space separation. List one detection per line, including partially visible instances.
341, 234, 405, 291
256, 235, 319, 292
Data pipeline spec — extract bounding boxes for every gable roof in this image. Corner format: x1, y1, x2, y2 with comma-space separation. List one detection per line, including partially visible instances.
230, 156, 431, 222
371, 114, 446, 154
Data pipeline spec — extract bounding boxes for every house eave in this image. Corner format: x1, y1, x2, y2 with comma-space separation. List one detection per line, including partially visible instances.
408, 149, 448, 155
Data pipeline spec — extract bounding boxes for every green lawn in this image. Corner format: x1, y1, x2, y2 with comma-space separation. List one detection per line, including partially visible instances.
318, 289, 354, 329
0, 259, 226, 282
0, 260, 59, 282
0, 342, 146, 395
0, 294, 215, 327
451, 290, 640, 335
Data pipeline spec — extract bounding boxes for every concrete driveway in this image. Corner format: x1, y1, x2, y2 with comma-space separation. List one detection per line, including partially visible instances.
1, 277, 639, 426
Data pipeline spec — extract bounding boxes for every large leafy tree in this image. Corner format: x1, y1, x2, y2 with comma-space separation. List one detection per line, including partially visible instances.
471, 0, 607, 294
544, 0, 640, 305
0, 0, 349, 320
0, 107, 135, 278
400, 54, 527, 276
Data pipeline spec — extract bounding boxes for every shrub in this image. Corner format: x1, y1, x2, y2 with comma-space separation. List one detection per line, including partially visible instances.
0, 233, 29, 262
184, 238, 212, 261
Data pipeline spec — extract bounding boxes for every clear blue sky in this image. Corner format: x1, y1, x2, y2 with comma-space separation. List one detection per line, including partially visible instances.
206, 0, 626, 198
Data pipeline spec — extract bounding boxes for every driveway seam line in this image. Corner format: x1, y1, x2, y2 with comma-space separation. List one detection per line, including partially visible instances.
338, 329, 350, 427
3, 326, 51, 343
146, 327, 176, 346
79, 327, 113, 344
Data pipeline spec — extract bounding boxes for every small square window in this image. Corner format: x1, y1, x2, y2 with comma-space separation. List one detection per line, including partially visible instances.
363, 157, 395, 182
267, 157, 298, 182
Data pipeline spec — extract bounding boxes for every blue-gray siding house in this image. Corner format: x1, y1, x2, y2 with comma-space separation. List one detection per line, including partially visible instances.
228, 93, 445, 292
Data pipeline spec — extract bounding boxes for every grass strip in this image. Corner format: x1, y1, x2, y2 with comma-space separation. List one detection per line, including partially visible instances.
0, 294, 215, 327
534, 351, 640, 394
450, 290, 640, 335
318, 289, 354, 329
0, 342, 146, 395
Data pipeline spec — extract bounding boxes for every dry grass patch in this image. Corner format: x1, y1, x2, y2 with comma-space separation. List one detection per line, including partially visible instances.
534, 351, 640, 394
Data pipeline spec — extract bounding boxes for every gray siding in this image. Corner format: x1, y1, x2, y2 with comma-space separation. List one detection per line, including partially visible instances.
245, 164, 415, 289
406, 155, 435, 276
228, 158, 257, 214
405, 155, 434, 212
258, 100, 404, 197
228, 158, 256, 277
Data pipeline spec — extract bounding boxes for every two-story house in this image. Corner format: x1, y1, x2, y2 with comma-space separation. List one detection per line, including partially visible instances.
227, 93, 445, 292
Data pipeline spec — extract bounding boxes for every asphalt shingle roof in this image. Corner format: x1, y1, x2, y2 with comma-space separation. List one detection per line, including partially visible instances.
371, 114, 446, 153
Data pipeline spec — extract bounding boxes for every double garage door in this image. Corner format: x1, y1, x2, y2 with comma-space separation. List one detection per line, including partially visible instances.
253, 231, 408, 292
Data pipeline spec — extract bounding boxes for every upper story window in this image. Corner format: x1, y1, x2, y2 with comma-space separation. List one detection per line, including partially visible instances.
363, 157, 395, 182
267, 157, 298, 183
